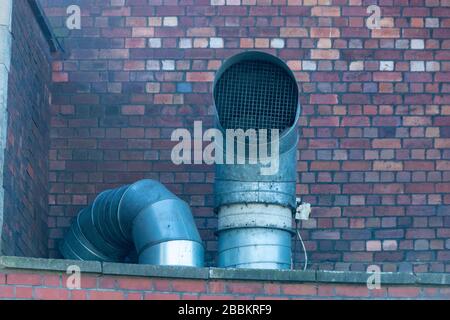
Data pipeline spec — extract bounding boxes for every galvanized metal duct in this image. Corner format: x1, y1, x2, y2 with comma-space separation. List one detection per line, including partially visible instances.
213, 51, 300, 270
60, 180, 204, 267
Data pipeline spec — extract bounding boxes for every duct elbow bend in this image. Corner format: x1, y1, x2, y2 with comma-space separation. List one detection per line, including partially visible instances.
60, 180, 204, 267
212, 51, 301, 270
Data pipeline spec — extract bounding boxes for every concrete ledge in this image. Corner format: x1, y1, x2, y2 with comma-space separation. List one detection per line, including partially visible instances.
316, 270, 416, 285
416, 273, 450, 285
209, 267, 316, 282
1, 256, 450, 286
0, 256, 101, 274
103, 262, 209, 280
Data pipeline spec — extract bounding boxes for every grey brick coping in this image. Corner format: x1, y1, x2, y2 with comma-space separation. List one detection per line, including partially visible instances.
1, 256, 450, 286
0, 256, 101, 273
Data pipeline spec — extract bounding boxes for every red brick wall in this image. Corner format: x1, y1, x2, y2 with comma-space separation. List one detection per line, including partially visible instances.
39, 0, 450, 272
1, 0, 52, 257
0, 269, 449, 300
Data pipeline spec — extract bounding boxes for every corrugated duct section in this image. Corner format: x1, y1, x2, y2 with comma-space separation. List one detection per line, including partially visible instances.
60, 180, 204, 267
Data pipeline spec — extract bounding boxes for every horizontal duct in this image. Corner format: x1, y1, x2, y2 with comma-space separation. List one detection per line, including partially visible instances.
60, 180, 204, 267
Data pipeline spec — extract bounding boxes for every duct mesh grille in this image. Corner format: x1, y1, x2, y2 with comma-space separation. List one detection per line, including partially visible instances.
214, 60, 298, 131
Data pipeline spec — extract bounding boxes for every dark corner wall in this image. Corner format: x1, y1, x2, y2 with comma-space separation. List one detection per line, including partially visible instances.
1, 0, 53, 257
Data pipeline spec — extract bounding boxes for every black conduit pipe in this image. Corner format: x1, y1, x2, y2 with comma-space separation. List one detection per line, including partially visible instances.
60, 180, 205, 267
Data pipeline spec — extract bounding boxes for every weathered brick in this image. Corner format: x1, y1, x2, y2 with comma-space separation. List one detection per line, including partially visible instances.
172, 280, 207, 293
311, 6, 340, 16
227, 282, 264, 294
282, 284, 317, 296
35, 288, 70, 300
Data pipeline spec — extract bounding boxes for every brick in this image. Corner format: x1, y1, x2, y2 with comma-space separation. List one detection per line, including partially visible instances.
122, 105, 145, 115
317, 38, 332, 48
89, 291, 125, 300
15, 287, 33, 299
411, 39, 425, 49
388, 287, 420, 298
263, 283, 281, 295
193, 38, 209, 48
425, 18, 439, 28
179, 38, 192, 49
366, 240, 382, 251
372, 28, 400, 38
372, 139, 401, 149
132, 27, 154, 37
373, 72, 402, 82
144, 293, 181, 300
411, 61, 425, 72
43, 275, 61, 287
383, 240, 398, 251
311, 28, 340, 38
35, 288, 69, 300
7, 273, 42, 286
350, 61, 364, 71
210, 37, 224, 48
208, 281, 225, 294
199, 295, 234, 300
302, 60, 317, 71
99, 49, 129, 59
374, 161, 403, 171
227, 282, 264, 294
148, 17, 162, 26
310, 94, 338, 104
148, 38, 162, 48
312, 231, 340, 240
311, 49, 340, 60
311, 6, 340, 16
317, 284, 335, 297
187, 72, 214, 82
270, 38, 285, 49
280, 28, 308, 37
335, 286, 369, 297
152, 279, 171, 291
380, 61, 394, 71
435, 139, 450, 149
117, 278, 152, 290
163, 17, 178, 27
172, 280, 206, 293
52, 72, 68, 82
404, 117, 431, 126
0, 286, 14, 299
282, 284, 317, 296
187, 28, 215, 37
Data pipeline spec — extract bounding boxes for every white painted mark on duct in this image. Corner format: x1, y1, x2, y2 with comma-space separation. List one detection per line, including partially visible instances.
218, 204, 292, 230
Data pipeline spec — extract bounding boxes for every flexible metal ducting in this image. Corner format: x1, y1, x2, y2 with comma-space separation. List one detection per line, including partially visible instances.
60, 180, 204, 267
213, 51, 300, 270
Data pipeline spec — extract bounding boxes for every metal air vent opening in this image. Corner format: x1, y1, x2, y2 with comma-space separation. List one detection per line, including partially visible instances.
213, 52, 299, 132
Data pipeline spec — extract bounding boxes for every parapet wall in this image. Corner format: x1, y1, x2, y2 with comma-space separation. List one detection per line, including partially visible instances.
0, 256, 449, 300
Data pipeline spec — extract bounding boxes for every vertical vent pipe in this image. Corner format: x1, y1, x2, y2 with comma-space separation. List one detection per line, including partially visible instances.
213, 51, 300, 270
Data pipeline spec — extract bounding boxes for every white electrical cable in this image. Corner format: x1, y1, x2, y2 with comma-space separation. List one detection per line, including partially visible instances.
296, 227, 308, 271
